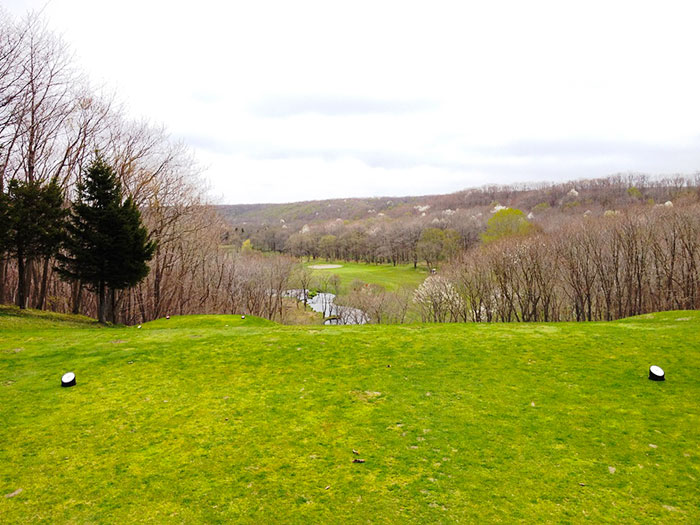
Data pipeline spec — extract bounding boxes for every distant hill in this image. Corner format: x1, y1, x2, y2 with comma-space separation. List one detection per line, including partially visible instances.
217, 195, 425, 225
215, 173, 699, 250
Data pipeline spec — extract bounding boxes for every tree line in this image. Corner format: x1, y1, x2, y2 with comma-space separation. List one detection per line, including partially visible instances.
325, 204, 699, 325
411, 205, 700, 323
235, 175, 699, 272
330, 204, 700, 323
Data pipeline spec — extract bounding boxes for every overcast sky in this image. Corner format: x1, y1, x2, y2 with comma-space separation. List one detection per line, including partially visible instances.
5, 1, 700, 203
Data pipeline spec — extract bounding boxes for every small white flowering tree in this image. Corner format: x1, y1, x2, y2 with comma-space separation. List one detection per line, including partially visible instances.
413, 275, 463, 322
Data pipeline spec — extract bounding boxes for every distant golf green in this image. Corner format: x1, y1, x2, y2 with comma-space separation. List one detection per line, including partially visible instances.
305, 261, 428, 293
1, 306, 699, 522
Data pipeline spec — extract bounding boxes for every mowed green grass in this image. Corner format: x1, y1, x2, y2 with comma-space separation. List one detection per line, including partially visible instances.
1, 307, 699, 523
305, 261, 428, 293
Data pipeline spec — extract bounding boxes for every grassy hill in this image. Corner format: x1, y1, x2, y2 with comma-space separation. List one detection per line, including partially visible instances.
218, 195, 422, 225
217, 175, 699, 233
1, 306, 699, 522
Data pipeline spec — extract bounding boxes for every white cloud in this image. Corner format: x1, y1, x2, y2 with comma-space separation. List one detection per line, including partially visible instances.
5, 0, 700, 202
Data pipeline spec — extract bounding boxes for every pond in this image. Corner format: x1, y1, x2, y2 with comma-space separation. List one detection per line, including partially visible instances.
285, 290, 368, 325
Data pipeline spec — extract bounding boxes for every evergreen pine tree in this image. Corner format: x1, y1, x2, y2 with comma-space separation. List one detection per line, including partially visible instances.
58, 155, 156, 323
5, 179, 66, 309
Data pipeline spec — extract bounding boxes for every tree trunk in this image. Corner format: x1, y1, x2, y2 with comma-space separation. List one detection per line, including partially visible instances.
104, 287, 113, 324
0, 258, 6, 304
71, 280, 83, 315
16, 250, 27, 309
30, 259, 40, 308
35, 256, 51, 309
98, 280, 106, 323
109, 288, 116, 324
